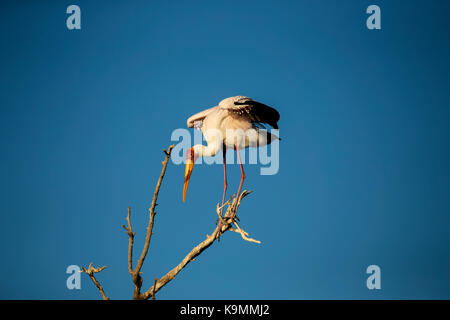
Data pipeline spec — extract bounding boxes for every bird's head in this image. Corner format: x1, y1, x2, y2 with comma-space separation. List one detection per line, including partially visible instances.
183, 147, 197, 203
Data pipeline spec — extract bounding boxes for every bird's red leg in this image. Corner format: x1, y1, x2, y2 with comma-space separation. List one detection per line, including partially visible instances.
215, 145, 245, 239
232, 144, 246, 217
221, 145, 227, 216
216, 145, 228, 238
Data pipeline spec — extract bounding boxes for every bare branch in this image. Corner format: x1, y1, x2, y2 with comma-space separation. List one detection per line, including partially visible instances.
131, 145, 174, 299
152, 278, 158, 300
221, 190, 260, 243
81, 263, 109, 300
83, 144, 259, 301
229, 221, 261, 244
122, 207, 135, 275
140, 190, 253, 300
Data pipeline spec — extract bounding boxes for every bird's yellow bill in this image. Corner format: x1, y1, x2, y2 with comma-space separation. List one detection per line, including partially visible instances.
183, 160, 194, 202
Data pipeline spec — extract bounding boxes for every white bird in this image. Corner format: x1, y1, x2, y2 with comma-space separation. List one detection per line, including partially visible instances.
183, 96, 280, 219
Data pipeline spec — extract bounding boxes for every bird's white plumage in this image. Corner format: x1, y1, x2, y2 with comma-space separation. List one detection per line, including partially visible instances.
186, 96, 280, 158
182, 96, 280, 205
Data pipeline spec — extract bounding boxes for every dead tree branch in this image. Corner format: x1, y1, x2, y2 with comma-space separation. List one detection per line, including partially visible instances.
128, 145, 174, 299
140, 189, 254, 300
122, 207, 135, 275
81, 263, 109, 300
82, 144, 259, 300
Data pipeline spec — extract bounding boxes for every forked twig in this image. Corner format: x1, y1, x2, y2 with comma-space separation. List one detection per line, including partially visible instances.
81, 263, 109, 300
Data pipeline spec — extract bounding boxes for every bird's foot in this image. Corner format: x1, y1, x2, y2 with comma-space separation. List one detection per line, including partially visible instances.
216, 217, 228, 226
216, 214, 239, 226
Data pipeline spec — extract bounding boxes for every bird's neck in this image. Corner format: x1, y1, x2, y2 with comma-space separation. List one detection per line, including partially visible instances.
193, 142, 221, 159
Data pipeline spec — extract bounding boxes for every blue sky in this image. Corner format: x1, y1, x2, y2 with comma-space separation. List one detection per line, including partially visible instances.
1, 0, 449, 299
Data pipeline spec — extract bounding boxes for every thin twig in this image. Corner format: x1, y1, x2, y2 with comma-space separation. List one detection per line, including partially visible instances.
152, 278, 158, 300
81, 263, 109, 300
122, 207, 135, 275
131, 145, 174, 299
230, 220, 261, 244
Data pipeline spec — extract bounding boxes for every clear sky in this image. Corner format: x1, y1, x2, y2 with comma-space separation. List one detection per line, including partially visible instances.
1, 0, 450, 299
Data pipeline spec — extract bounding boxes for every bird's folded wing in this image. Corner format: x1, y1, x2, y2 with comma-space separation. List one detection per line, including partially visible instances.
186, 105, 218, 129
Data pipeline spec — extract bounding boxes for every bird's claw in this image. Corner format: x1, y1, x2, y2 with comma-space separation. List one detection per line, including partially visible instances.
216, 217, 227, 226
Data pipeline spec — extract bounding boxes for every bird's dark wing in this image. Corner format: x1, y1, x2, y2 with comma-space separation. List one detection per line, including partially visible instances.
222, 97, 280, 129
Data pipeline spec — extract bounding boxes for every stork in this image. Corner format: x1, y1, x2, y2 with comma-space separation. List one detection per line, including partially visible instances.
183, 96, 280, 225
